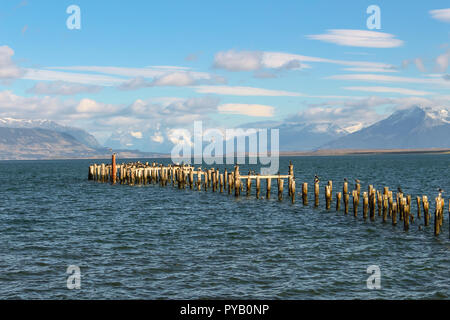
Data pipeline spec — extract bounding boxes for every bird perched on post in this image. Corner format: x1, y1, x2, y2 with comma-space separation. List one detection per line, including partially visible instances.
344, 178, 348, 183
397, 187, 403, 193
314, 175, 320, 183
438, 188, 444, 198
354, 178, 360, 184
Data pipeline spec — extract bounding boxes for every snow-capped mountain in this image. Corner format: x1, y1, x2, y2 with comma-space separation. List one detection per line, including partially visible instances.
0, 118, 101, 149
321, 106, 450, 150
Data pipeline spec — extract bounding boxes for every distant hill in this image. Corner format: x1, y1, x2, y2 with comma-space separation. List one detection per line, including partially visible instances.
0, 127, 102, 160
0, 118, 101, 149
320, 106, 450, 150
0, 119, 167, 160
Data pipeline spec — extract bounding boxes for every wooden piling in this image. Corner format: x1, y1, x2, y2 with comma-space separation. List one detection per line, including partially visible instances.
302, 182, 308, 205
234, 166, 240, 197
278, 179, 284, 201
363, 192, 369, 220
392, 201, 397, 226
352, 190, 359, 217
256, 175, 261, 199
267, 178, 271, 199
423, 196, 429, 226
314, 181, 319, 207
291, 180, 295, 204
325, 185, 331, 210
336, 192, 341, 211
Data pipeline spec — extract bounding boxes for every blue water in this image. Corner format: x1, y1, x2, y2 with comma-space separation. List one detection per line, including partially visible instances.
0, 154, 449, 299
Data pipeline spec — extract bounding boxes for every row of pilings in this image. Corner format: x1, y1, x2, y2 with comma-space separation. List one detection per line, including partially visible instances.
88, 155, 448, 237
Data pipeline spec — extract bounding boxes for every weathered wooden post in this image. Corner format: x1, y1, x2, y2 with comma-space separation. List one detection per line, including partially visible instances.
289, 162, 294, 196
328, 180, 333, 200
302, 182, 308, 205
343, 182, 348, 214
352, 190, 359, 217
234, 166, 240, 197
278, 178, 284, 201
382, 194, 388, 223
363, 192, 369, 220
291, 180, 295, 204
404, 202, 410, 231
423, 196, 429, 226
388, 192, 393, 217
325, 185, 331, 210
219, 174, 224, 193
256, 174, 261, 199
377, 191, 382, 216
336, 192, 341, 211
246, 171, 252, 196
435, 197, 442, 236
392, 201, 397, 226
88, 165, 94, 180
228, 173, 233, 194
416, 196, 421, 219
314, 181, 320, 207
267, 178, 272, 199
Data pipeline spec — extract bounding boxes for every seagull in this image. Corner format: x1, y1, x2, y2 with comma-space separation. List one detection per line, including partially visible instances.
344, 178, 348, 182
354, 178, 360, 184
397, 187, 403, 193
314, 175, 320, 183
438, 188, 444, 197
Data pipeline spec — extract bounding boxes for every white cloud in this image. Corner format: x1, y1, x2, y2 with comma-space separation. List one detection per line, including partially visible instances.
306, 29, 404, 48
342, 67, 398, 73
328, 73, 450, 87
27, 81, 102, 95
130, 131, 143, 139
213, 50, 395, 72
0, 46, 23, 79
218, 103, 274, 117
436, 50, 450, 72
213, 50, 263, 71
75, 98, 118, 114
430, 8, 450, 23
23, 69, 123, 86
194, 85, 302, 96
343, 86, 433, 96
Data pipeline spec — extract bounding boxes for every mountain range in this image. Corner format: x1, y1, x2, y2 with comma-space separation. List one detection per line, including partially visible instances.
0, 105, 449, 160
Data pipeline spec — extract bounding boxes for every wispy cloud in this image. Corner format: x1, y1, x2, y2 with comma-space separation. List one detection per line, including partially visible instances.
306, 29, 404, 48
343, 86, 433, 96
194, 85, 302, 96
213, 50, 395, 72
328, 73, 450, 87
218, 103, 275, 117
23, 69, 123, 86
430, 8, 450, 23
27, 81, 102, 95
119, 72, 225, 90
342, 67, 398, 73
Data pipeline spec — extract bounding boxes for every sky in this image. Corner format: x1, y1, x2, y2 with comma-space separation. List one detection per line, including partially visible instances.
0, 0, 449, 150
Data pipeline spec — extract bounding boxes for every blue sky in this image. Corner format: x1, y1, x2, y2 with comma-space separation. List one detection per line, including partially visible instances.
0, 0, 449, 149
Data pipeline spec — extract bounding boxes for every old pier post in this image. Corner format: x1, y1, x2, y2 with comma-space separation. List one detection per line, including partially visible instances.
314, 180, 320, 207
302, 182, 308, 205
343, 182, 349, 214
336, 192, 342, 211
352, 190, 359, 217
256, 175, 261, 199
